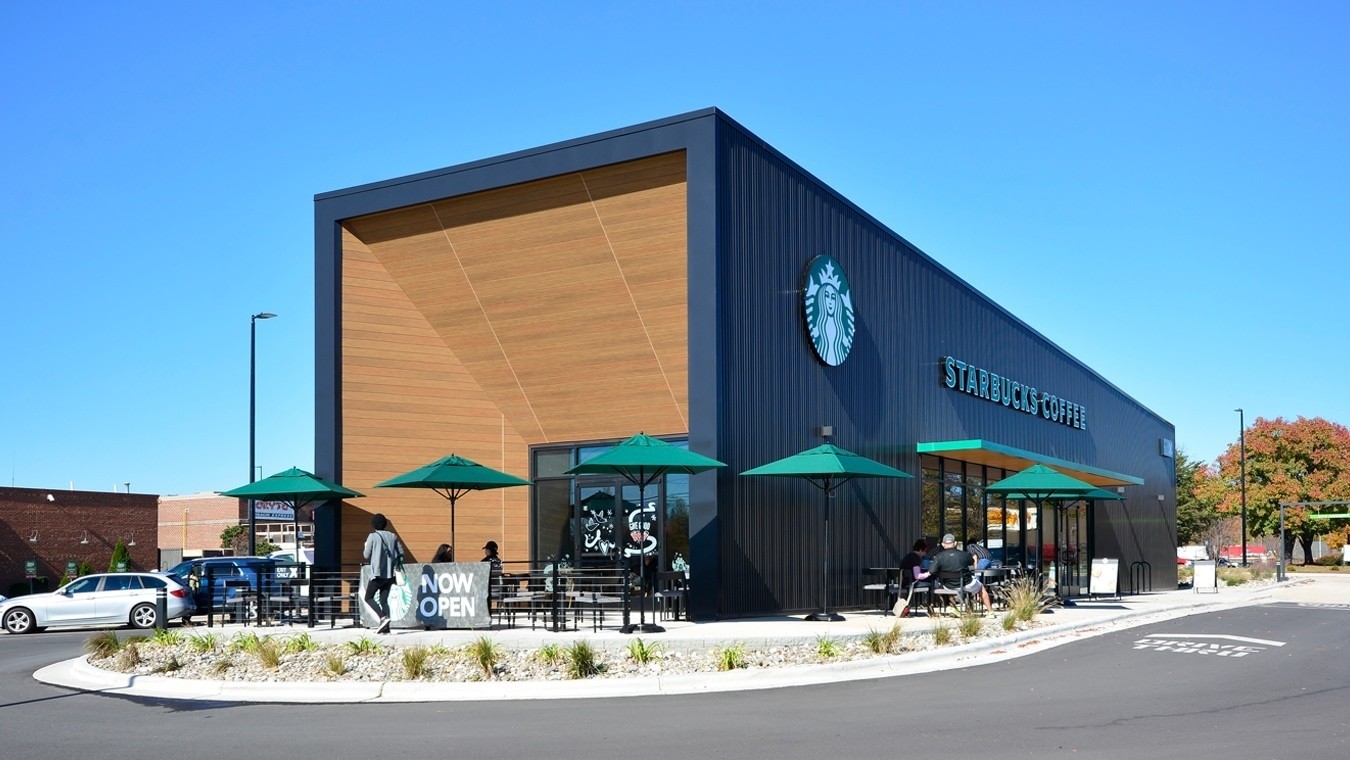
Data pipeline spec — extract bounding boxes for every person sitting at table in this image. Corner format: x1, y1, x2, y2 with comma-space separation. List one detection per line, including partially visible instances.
930, 533, 992, 614
895, 539, 931, 616
432, 543, 454, 563
901, 539, 931, 588
966, 539, 993, 570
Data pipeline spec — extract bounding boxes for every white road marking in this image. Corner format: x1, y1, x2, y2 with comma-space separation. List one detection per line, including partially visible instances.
1140, 633, 1286, 646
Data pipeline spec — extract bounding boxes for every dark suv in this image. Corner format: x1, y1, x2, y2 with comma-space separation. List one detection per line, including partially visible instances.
166, 557, 281, 619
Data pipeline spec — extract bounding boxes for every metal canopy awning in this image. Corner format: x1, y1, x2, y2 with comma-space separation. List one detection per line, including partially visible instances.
916, 439, 1144, 488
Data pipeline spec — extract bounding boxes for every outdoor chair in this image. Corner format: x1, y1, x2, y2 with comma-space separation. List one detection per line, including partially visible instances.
654, 570, 689, 621
931, 569, 973, 616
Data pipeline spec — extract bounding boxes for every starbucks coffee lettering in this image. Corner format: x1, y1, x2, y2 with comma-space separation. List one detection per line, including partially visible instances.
941, 356, 1087, 430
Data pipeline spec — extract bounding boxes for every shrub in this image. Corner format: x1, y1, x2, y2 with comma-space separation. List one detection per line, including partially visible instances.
255, 638, 282, 670
150, 628, 182, 647
212, 659, 234, 676
565, 640, 601, 679
346, 637, 382, 656
85, 630, 123, 659
108, 540, 131, 573
627, 638, 662, 664
230, 631, 264, 654
535, 643, 563, 665
323, 653, 346, 676
931, 619, 953, 646
1001, 612, 1017, 632
880, 622, 903, 653
1004, 576, 1052, 622
959, 611, 983, 639
715, 643, 746, 672
468, 637, 501, 678
815, 635, 841, 659
117, 641, 142, 669
282, 633, 320, 653
402, 646, 431, 679
152, 656, 183, 674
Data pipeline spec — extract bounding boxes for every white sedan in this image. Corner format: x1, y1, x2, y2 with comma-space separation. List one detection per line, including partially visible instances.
0, 572, 195, 634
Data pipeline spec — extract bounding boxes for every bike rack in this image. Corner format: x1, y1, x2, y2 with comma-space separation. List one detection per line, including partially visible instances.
1130, 560, 1153, 594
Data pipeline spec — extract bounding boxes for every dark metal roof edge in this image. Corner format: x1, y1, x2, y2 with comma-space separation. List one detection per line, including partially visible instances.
314, 107, 721, 202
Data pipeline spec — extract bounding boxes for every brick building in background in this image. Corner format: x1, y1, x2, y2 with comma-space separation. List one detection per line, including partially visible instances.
157, 493, 244, 561
0, 486, 157, 595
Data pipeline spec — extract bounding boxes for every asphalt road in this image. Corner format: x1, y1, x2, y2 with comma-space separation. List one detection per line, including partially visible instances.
3, 604, 1347, 759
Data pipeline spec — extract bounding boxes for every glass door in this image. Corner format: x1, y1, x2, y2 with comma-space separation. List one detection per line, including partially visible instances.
574, 479, 663, 572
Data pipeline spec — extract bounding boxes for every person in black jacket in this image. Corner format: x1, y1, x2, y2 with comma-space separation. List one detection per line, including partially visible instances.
930, 533, 991, 613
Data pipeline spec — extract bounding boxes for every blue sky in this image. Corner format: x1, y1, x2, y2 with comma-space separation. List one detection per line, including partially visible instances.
3, 2, 1346, 496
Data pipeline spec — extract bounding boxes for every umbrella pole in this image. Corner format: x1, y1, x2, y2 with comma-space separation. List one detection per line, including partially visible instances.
624, 476, 665, 634
449, 492, 456, 562
807, 479, 843, 622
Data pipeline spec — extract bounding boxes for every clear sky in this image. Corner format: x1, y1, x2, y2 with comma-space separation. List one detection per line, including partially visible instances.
3, 2, 1346, 496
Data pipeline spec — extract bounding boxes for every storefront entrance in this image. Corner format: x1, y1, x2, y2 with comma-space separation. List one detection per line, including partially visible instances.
574, 478, 656, 570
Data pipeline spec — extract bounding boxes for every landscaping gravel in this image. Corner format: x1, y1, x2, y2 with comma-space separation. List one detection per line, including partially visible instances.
87, 616, 1044, 684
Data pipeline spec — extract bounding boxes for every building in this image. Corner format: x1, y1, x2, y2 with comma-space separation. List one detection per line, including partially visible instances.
157, 493, 314, 565
312, 108, 1177, 620
0, 486, 157, 594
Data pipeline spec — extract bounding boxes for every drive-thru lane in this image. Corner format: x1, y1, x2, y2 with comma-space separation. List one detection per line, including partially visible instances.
4, 600, 1348, 759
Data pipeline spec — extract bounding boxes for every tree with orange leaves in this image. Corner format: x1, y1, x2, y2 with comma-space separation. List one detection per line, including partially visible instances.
1193, 416, 1350, 564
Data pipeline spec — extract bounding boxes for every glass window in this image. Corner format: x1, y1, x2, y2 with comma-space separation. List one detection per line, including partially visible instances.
921, 477, 941, 540
967, 483, 987, 543
103, 575, 136, 591
65, 577, 101, 594
944, 483, 964, 542
141, 575, 166, 589
664, 474, 690, 571
534, 449, 572, 478
534, 480, 573, 562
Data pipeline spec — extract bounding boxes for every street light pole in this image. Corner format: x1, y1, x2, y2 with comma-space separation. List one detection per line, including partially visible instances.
1236, 408, 1247, 567
249, 312, 277, 556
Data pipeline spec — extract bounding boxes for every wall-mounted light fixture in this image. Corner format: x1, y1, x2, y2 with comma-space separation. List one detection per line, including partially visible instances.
80, 530, 90, 545
28, 529, 39, 544
127, 532, 137, 547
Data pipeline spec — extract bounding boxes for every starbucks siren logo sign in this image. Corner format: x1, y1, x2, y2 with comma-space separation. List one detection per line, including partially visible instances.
803, 254, 855, 366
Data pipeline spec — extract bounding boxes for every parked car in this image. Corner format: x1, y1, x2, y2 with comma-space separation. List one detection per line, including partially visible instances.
165, 556, 282, 619
0, 572, 194, 634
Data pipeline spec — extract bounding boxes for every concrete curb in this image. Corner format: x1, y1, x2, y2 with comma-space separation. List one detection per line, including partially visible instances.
33, 586, 1282, 703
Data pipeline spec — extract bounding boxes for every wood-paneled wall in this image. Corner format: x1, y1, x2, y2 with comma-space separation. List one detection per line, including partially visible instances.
339, 153, 688, 565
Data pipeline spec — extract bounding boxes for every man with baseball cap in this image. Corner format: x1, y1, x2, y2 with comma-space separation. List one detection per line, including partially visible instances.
928, 533, 992, 614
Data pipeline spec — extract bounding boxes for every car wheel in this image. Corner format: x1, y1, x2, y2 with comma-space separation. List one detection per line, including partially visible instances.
130, 603, 158, 629
3, 607, 36, 634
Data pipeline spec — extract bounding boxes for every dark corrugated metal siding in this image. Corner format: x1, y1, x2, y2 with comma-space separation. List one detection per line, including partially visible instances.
712, 118, 1176, 616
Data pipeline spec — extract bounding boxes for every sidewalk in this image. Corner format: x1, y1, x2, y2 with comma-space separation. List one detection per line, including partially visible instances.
36, 575, 1344, 703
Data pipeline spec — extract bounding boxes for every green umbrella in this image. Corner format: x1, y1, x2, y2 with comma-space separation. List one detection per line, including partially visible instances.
566, 433, 726, 633
742, 443, 913, 622
375, 454, 531, 558
222, 467, 364, 558
986, 464, 1100, 604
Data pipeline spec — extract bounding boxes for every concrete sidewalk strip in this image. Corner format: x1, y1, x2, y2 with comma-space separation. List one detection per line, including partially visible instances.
32, 577, 1337, 703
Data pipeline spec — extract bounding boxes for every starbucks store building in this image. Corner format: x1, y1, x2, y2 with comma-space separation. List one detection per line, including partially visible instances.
313, 108, 1177, 621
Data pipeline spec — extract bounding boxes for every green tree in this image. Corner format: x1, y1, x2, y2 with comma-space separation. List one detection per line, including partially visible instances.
1175, 449, 1219, 544
219, 525, 279, 556
1195, 416, 1350, 564
107, 539, 131, 572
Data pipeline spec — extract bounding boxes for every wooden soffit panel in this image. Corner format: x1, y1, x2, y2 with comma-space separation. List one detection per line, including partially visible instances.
344, 152, 688, 444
